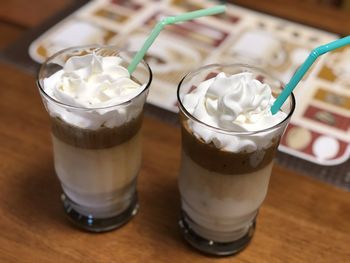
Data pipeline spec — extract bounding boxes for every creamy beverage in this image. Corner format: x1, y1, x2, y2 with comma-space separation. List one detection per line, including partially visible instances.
177, 65, 295, 255
38, 47, 152, 231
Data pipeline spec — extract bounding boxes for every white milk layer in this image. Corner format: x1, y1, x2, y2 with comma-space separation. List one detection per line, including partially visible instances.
52, 132, 141, 217
179, 151, 272, 242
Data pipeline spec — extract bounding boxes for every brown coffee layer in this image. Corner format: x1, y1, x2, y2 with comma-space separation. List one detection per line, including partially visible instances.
181, 122, 279, 175
51, 114, 143, 149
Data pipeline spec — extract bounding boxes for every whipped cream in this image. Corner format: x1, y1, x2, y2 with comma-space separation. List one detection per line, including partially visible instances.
42, 53, 146, 129
182, 72, 287, 152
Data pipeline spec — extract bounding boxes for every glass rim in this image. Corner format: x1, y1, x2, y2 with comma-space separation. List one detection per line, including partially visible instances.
177, 63, 296, 136
37, 45, 152, 110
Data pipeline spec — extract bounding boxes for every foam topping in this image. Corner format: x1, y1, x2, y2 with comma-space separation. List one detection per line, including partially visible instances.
182, 72, 287, 152
42, 53, 146, 129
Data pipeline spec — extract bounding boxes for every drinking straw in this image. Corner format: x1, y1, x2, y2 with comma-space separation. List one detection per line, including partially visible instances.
271, 35, 350, 114
127, 5, 226, 74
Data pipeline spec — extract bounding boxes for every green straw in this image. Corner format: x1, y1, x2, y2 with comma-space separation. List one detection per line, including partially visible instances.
127, 5, 226, 74
271, 35, 350, 114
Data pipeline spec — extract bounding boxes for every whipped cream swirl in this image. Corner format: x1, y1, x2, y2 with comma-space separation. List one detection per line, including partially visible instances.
182, 72, 287, 152
43, 53, 146, 129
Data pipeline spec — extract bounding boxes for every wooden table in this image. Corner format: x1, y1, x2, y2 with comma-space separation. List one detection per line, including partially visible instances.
0, 1, 349, 262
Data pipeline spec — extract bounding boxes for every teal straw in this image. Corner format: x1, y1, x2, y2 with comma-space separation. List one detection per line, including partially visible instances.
271, 35, 350, 114
127, 5, 226, 74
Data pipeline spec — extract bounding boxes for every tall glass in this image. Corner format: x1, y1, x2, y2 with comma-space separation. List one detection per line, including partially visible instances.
177, 64, 295, 255
37, 46, 152, 232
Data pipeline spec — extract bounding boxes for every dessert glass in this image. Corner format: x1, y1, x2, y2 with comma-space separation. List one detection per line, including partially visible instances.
37, 46, 152, 232
177, 64, 295, 255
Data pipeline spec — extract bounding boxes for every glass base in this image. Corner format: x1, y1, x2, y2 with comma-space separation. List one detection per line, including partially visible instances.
61, 193, 138, 232
179, 212, 255, 256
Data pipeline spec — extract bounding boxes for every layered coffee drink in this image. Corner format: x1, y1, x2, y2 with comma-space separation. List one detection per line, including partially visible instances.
38, 47, 152, 231
177, 65, 295, 255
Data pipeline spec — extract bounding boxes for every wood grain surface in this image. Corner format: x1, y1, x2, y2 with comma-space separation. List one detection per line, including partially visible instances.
0, 0, 350, 262
0, 0, 73, 28
0, 22, 23, 49
232, 0, 350, 35
0, 63, 349, 262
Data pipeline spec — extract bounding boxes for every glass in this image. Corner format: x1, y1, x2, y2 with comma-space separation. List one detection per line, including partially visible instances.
37, 46, 152, 232
177, 64, 295, 255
